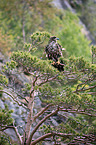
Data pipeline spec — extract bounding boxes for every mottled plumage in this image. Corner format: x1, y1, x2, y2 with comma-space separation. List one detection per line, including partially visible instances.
45, 36, 62, 62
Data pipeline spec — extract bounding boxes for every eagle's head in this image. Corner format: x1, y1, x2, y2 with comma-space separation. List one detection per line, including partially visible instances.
49, 36, 59, 43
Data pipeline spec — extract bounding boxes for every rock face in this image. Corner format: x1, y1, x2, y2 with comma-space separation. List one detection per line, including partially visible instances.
52, 0, 96, 44
52, 0, 75, 11
0, 52, 5, 63
0, 53, 43, 143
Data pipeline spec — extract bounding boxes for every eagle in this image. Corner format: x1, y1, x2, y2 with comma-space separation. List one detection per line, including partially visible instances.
45, 36, 62, 63
45, 36, 64, 71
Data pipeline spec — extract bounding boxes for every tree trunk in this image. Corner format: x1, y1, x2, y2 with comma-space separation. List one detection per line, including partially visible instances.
22, 92, 34, 145
22, 0, 26, 43
22, 76, 37, 145
22, 16, 26, 43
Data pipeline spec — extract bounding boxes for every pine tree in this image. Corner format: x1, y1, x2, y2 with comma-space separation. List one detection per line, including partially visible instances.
0, 31, 96, 145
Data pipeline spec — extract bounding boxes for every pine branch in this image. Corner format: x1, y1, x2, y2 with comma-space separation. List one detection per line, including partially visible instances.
59, 108, 96, 117
73, 85, 96, 93
75, 78, 93, 91
32, 36, 46, 48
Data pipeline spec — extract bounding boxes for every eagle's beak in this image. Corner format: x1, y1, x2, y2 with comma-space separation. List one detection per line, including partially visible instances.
56, 38, 59, 40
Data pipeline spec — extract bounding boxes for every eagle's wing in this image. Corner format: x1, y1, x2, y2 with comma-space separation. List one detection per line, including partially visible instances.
45, 42, 54, 60
55, 43, 62, 57
45, 42, 62, 62
45, 41, 54, 53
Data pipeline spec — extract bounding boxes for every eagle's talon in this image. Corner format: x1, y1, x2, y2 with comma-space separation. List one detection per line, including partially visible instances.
51, 61, 55, 65
56, 61, 60, 65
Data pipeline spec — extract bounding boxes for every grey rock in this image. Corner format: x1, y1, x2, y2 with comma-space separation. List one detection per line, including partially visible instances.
50, 117, 59, 126
0, 100, 5, 108
34, 96, 42, 109
4, 128, 19, 143
0, 52, 4, 63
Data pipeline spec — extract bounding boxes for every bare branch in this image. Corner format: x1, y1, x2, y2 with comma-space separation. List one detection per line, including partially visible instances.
30, 76, 39, 97
31, 133, 52, 145
81, 92, 96, 95
27, 107, 59, 145
31, 132, 73, 145
38, 75, 58, 87
0, 125, 22, 144
59, 108, 96, 117
32, 103, 54, 123
0, 90, 27, 110
16, 92, 29, 104
87, 92, 96, 95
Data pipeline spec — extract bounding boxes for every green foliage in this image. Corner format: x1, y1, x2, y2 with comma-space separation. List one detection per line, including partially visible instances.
0, 104, 13, 126
39, 83, 61, 101
10, 50, 59, 75
25, 83, 31, 91
30, 31, 51, 41
0, 74, 8, 86
0, 134, 17, 145
57, 11, 91, 60
60, 56, 92, 72
0, 134, 11, 145
91, 45, 96, 64
24, 31, 51, 57
0, 105, 13, 144
6, 60, 17, 70
0, 74, 8, 97
40, 124, 54, 134
0, 0, 53, 50
91, 45, 96, 54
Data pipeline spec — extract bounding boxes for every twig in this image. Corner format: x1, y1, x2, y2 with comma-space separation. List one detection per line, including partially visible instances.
38, 75, 58, 86
30, 75, 39, 97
